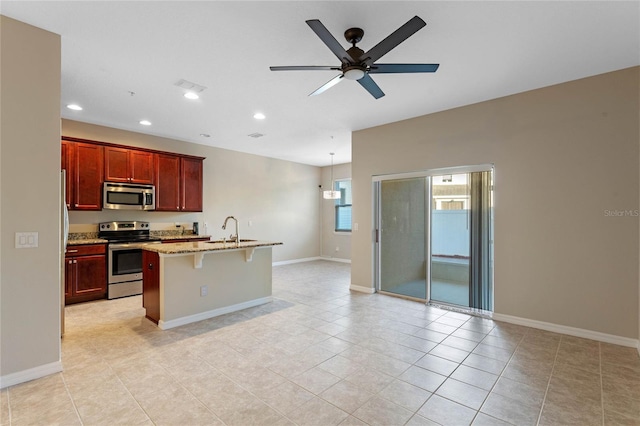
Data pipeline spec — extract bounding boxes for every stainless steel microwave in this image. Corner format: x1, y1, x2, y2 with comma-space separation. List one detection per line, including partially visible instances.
103, 182, 155, 210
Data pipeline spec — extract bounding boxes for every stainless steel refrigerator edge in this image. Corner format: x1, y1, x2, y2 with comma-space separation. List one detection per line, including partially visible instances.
61, 170, 69, 337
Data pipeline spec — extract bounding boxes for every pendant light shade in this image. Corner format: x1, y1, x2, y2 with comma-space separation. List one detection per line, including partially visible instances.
323, 152, 341, 200
323, 190, 340, 199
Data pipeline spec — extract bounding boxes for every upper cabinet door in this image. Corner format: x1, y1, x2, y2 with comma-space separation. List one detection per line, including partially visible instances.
155, 153, 181, 211
73, 143, 104, 210
181, 157, 203, 212
130, 150, 154, 184
104, 147, 130, 183
105, 147, 154, 184
61, 140, 74, 209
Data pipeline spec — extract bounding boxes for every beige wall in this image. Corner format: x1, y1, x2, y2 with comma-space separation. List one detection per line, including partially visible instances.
1, 16, 62, 380
352, 67, 640, 339
62, 120, 321, 263
320, 162, 351, 261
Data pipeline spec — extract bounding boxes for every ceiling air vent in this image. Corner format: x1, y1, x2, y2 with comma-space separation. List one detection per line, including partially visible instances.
248, 133, 265, 138
174, 79, 207, 93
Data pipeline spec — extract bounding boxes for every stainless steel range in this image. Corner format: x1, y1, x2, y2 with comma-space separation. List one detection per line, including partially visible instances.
99, 221, 161, 299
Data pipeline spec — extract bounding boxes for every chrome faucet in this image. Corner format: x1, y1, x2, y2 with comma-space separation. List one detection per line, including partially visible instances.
222, 216, 239, 245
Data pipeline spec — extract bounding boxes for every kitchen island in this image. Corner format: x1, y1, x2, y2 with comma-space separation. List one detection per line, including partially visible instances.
142, 240, 282, 330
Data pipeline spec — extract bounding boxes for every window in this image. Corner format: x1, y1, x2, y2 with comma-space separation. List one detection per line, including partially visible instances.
334, 179, 352, 232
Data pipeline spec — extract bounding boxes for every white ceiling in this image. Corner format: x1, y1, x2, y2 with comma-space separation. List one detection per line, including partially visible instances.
2, 1, 638, 166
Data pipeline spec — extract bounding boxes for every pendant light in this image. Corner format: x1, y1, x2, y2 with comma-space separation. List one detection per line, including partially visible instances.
323, 152, 341, 199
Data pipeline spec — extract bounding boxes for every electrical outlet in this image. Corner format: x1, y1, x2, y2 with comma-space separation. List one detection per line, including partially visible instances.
200, 285, 208, 297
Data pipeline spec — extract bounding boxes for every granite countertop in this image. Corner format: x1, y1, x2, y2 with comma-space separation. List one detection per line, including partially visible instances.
156, 235, 211, 241
67, 233, 211, 245
142, 240, 283, 255
67, 238, 108, 245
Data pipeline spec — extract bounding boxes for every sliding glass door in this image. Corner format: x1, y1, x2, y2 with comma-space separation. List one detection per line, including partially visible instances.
430, 173, 471, 306
375, 167, 493, 311
377, 177, 428, 300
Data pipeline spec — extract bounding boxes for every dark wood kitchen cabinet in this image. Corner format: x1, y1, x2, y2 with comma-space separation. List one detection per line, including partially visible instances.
62, 136, 204, 212
155, 154, 203, 212
61, 140, 73, 209
104, 146, 154, 184
62, 141, 104, 210
142, 250, 160, 324
65, 244, 107, 305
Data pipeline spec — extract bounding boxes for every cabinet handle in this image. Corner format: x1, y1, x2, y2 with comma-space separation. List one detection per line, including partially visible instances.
73, 260, 77, 264
148, 263, 153, 270
68, 260, 73, 264
66, 249, 78, 253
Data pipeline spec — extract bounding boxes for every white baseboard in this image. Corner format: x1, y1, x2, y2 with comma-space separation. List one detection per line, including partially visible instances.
320, 256, 351, 264
0, 361, 62, 389
492, 313, 639, 349
158, 297, 272, 330
273, 256, 353, 266
272, 257, 321, 266
350, 284, 375, 294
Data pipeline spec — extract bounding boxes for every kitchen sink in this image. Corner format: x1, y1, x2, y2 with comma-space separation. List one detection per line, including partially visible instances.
208, 239, 257, 244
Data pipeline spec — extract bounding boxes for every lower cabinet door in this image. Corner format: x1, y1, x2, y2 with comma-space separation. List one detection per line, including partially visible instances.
65, 259, 74, 299
72, 255, 106, 297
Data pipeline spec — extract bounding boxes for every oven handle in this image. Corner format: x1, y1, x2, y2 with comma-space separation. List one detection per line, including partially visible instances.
109, 241, 162, 250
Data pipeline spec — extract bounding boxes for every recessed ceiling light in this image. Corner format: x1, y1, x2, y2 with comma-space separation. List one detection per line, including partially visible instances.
67, 104, 83, 111
200, 133, 210, 138
139, 120, 152, 126
184, 92, 199, 100
253, 112, 266, 120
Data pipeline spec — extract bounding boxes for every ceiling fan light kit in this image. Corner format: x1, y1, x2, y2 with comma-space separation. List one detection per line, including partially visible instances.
270, 15, 439, 99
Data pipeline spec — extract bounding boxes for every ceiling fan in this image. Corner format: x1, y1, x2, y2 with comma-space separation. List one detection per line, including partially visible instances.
269, 16, 439, 99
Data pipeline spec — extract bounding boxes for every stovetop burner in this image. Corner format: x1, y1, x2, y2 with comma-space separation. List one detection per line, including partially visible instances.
98, 221, 160, 243
101, 235, 161, 243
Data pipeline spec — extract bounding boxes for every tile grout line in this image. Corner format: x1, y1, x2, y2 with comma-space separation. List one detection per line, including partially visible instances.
470, 322, 525, 426
59, 373, 84, 426
106, 351, 158, 426
535, 334, 561, 426
5, 387, 11, 426
599, 342, 604, 426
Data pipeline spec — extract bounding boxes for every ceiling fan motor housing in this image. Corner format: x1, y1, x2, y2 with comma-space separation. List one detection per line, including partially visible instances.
346, 46, 365, 63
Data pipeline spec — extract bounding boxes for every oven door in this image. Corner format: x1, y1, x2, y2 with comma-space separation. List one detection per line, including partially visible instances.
108, 243, 144, 284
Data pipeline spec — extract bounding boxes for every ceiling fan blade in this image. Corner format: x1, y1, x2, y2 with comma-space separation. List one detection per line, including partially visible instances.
306, 19, 355, 63
309, 74, 344, 96
360, 16, 426, 65
270, 66, 339, 71
357, 74, 385, 99
369, 63, 439, 73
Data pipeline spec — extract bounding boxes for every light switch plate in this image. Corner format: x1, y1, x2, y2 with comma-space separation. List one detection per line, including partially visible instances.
15, 232, 38, 248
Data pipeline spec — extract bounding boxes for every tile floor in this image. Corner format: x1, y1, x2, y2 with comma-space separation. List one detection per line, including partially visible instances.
1, 260, 639, 425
